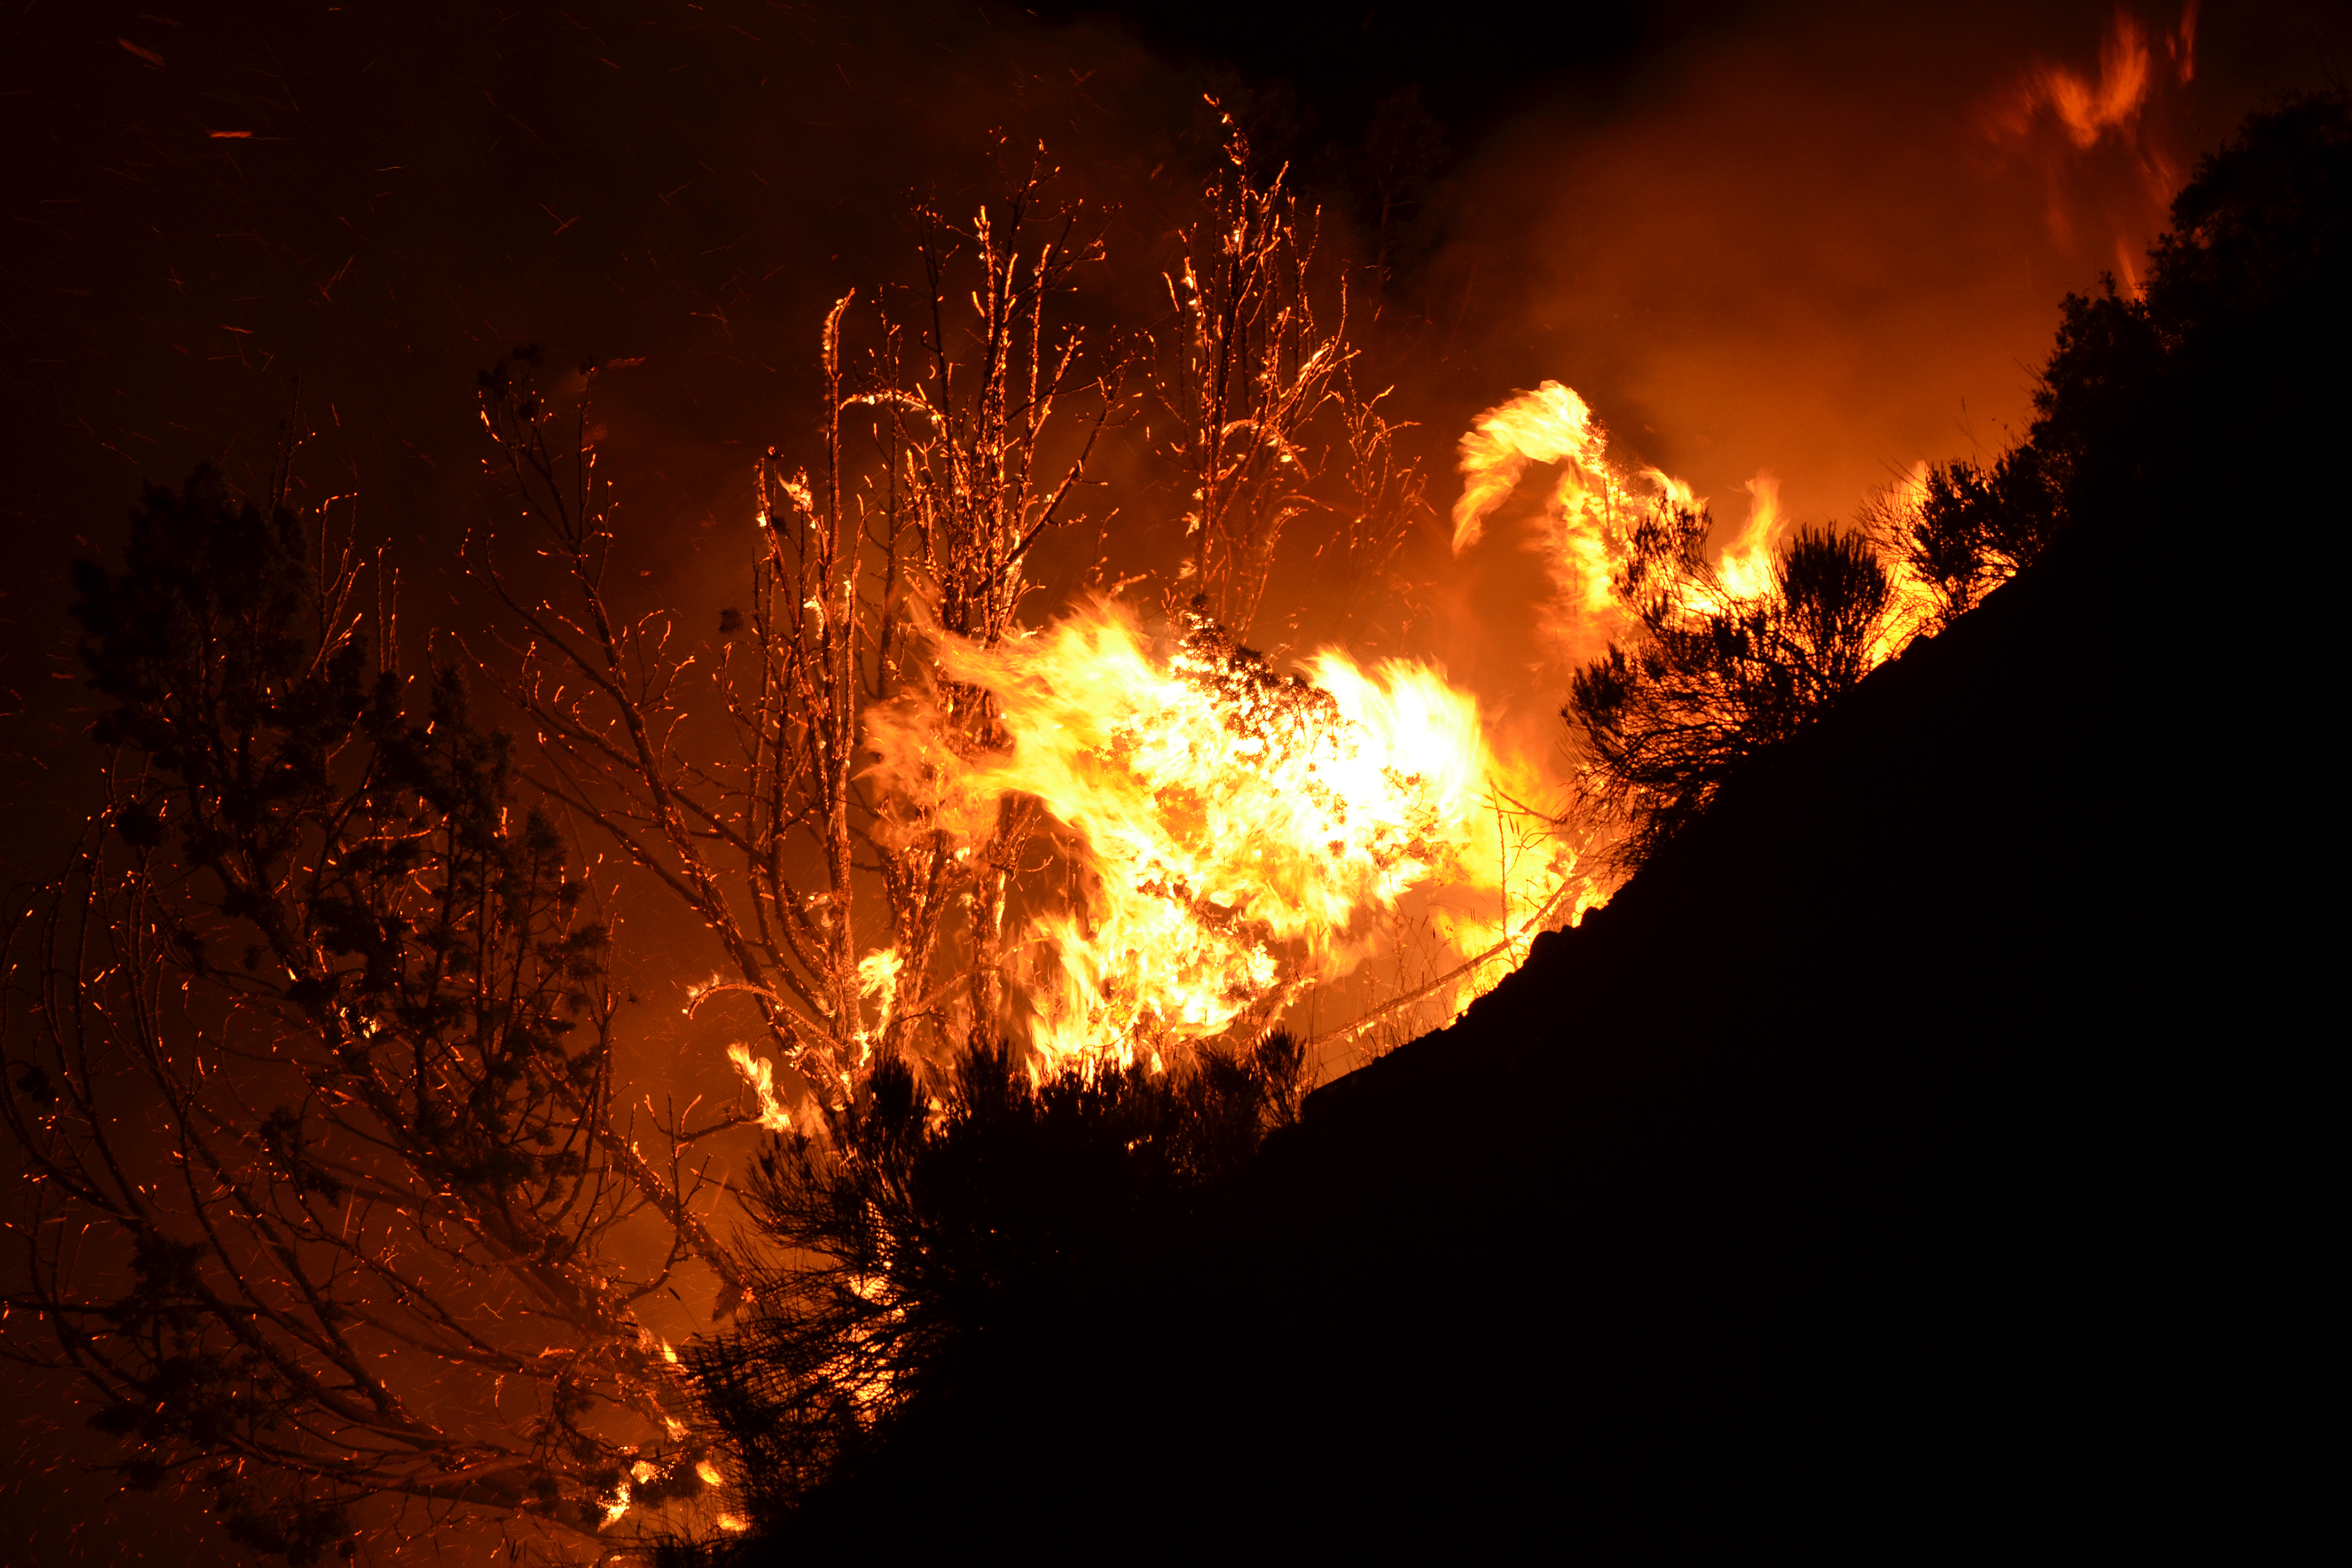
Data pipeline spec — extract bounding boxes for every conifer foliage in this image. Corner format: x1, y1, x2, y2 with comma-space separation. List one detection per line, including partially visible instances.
1565, 509, 1901, 866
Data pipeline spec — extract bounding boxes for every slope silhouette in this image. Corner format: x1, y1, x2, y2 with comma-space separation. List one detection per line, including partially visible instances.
716, 98, 2337, 1559
718, 428, 2319, 1561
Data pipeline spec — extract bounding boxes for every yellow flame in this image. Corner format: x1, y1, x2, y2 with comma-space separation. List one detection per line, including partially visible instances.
1719, 473, 1785, 602
1456, 384, 1933, 755
1453, 380, 1717, 664
726, 1044, 793, 1132
856, 948, 904, 1031
931, 602, 1574, 1071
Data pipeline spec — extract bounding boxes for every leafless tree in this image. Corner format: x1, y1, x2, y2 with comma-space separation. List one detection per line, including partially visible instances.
1160, 107, 1355, 641
473, 161, 1115, 1105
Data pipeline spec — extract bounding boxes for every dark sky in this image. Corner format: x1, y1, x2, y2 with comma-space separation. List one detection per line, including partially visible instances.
1, 0, 2341, 1558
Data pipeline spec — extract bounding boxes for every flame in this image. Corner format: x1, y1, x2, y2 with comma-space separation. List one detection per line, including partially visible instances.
856, 948, 904, 1031
1452, 380, 1715, 664
1455, 385, 1937, 716
2017, 13, 2157, 151
1719, 473, 1784, 602
1981, 6, 2195, 278
727, 1044, 793, 1132
927, 603, 1576, 1071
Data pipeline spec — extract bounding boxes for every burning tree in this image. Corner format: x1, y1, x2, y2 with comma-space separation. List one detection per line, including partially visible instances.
2, 470, 750, 1559
472, 141, 1462, 1104
470, 159, 1122, 1108
1161, 109, 1356, 639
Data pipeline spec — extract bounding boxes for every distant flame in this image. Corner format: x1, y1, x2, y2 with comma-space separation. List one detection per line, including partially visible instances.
1981, 5, 2196, 281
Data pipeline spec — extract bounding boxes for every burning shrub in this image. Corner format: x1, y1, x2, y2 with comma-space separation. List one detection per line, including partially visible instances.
1565, 509, 1902, 866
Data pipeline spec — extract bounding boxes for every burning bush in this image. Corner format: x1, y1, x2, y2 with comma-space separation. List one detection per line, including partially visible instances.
1563, 509, 1907, 867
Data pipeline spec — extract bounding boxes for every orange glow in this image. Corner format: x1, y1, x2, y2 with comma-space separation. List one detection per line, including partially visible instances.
1981, 6, 2196, 284
1455, 382, 1937, 718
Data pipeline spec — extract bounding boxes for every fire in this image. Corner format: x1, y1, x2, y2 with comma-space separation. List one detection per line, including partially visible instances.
727, 1044, 793, 1132
1988, 6, 2195, 152
1452, 380, 1712, 664
1980, 6, 2197, 288
927, 603, 1578, 1071
1456, 379, 1941, 700
1454, 380, 1810, 661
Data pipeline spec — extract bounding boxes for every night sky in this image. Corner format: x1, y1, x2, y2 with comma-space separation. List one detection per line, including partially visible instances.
1, 1, 2338, 1558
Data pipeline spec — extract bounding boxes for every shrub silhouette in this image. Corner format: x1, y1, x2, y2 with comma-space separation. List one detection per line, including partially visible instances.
1565, 509, 1898, 866
1583, 89, 2350, 862
1891, 88, 2350, 624
678, 1031, 1303, 1546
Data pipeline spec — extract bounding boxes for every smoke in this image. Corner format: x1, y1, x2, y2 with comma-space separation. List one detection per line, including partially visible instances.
2, 2, 2339, 1555
1408, 0, 2323, 719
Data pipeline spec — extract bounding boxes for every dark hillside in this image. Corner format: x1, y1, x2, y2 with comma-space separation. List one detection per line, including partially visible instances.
730, 98, 2338, 1559
742, 426, 2326, 1560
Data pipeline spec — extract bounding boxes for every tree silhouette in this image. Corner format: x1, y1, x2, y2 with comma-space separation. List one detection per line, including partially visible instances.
5, 470, 748, 1559
1885, 89, 2350, 626
1610, 90, 2352, 858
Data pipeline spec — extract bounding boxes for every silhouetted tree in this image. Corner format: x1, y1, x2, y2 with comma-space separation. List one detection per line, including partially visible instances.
3, 469, 749, 1559
1565, 508, 1900, 866
1880, 454, 2060, 631
1884, 89, 2350, 626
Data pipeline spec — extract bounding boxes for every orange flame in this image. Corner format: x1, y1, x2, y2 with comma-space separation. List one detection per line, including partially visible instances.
1981, 6, 2196, 287
1455, 385, 1939, 693
1453, 380, 1713, 664
924, 603, 1577, 1071
1452, 381, 1822, 664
